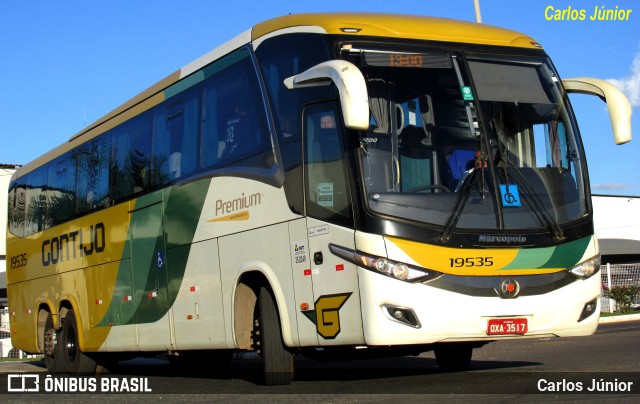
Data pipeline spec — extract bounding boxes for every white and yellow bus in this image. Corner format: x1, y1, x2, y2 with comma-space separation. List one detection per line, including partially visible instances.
6, 13, 632, 385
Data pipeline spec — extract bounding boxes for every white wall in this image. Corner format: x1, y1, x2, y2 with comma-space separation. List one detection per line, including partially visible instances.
593, 195, 640, 258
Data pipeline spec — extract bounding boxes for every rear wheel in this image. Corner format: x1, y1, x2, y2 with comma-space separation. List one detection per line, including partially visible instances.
257, 286, 293, 385
60, 309, 97, 374
434, 343, 473, 372
43, 312, 62, 372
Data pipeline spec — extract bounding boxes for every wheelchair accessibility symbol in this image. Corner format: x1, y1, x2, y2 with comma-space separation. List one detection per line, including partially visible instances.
499, 184, 521, 207
157, 251, 165, 269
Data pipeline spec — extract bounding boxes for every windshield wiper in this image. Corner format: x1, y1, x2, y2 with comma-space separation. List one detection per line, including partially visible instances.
439, 168, 480, 242
499, 156, 565, 241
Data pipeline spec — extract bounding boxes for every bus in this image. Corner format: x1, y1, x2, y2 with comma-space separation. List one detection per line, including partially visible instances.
6, 13, 632, 385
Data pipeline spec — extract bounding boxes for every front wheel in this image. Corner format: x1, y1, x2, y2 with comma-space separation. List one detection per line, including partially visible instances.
434, 343, 473, 372
60, 309, 97, 374
257, 286, 294, 385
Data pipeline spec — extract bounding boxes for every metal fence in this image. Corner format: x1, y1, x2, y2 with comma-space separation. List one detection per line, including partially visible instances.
600, 263, 640, 313
0, 307, 41, 358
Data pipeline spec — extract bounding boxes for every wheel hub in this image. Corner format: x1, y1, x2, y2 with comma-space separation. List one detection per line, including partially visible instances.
44, 328, 57, 357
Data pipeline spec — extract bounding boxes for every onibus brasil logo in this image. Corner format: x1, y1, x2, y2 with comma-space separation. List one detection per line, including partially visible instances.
7, 374, 152, 393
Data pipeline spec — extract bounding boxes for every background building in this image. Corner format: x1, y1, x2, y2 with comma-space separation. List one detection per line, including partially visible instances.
593, 195, 640, 264
1, 164, 20, 307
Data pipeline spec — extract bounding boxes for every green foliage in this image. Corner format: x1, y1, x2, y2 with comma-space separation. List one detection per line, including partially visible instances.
604, 285, 640, 313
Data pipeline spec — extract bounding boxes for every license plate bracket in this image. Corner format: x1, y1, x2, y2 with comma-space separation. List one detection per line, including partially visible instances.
487, 318, 528, 335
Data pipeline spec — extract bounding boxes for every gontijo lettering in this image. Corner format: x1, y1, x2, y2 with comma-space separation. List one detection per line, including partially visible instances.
42, 222, 106, 267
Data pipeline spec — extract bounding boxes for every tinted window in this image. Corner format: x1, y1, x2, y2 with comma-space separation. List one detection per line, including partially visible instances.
48, 153, 76, 225
154, 93, 199, 185
76, 136, 110, 214
200, 49, 271, 170
304, 103, 353, 226
111, 114, 151, 201
24, 167, 48, 234
255, 34, 334, 214
7, 182, 26, 237
255, 33, 332, 144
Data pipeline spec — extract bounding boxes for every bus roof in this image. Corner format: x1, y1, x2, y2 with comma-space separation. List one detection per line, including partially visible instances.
14, 13, 542, 180
253, 13, 540, 49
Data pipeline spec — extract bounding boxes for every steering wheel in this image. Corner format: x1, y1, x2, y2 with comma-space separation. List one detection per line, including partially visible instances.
406, 185, 451, 193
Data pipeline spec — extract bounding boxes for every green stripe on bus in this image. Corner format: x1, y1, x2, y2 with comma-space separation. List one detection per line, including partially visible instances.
501, 236, 592, 271
97, 179, 210, 327
542, 236, 592, 269
502, 245, 556, 270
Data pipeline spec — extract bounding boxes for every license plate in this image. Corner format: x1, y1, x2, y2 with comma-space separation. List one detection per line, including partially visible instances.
487, 318, 528, 335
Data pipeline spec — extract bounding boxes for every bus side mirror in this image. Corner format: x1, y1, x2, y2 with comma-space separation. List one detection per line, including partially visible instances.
563, 77, 632, 145
284, 60, 370, 131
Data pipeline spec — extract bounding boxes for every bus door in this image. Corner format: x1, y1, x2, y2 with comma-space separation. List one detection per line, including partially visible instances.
128, 191, 171, 350
301, 102, 364, 346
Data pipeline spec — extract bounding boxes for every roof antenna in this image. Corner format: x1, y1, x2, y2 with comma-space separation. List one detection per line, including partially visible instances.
474, 0, 482, 23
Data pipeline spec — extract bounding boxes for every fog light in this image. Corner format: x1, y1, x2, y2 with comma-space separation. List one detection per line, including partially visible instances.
382, 305, 421, 328
578, 298, 598, 322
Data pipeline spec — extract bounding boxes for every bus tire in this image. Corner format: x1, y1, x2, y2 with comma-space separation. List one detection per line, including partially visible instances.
258, 286, 293, 385
434, 343, 473, 372
44, 312, 62, 372
60, 309, 97, 374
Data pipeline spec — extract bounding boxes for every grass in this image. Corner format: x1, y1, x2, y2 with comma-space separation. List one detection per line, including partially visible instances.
600, 308, 640, 317
0, 356, 42, 362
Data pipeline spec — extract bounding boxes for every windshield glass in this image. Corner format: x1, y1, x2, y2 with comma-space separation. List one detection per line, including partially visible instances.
354, 47, 587, 231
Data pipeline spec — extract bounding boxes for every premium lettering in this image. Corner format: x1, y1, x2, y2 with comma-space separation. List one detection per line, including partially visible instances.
215, 193, 261, 216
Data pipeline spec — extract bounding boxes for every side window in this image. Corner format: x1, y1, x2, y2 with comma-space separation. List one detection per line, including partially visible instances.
8, 182, 26, 237
304, 103, 353, 226
111, 114, 152, 201
24, 168, 48, 235
255, 33, 332, 144
200, 83, 223, 168
48, 153, 76, 225
154, 93, 199, 186
255, 34, 335, 215
199, 48, 271, 169
76, 136, 110, 214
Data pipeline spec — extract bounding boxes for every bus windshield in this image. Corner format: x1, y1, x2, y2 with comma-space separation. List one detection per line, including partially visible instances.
355, 47, 587, 232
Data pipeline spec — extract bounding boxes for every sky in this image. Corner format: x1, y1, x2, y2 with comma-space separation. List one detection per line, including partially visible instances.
1, 0, 639, 195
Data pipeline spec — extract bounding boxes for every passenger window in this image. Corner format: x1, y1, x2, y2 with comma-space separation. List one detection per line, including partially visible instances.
48, 153, 77, 225
154, 93, 198, 185
304, 103, 353, 225
8, 182, 26, 237
111, 115, 151, 202
199, 49, 271, 169
76, 136, 110, 214
24, 168, 48, 235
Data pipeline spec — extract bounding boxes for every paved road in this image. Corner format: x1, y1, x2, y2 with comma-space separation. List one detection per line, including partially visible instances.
1, 321, 639, 402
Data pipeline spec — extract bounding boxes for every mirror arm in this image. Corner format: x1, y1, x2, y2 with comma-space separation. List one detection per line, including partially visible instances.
563, 77, 632, 145
284, 60, 370, 130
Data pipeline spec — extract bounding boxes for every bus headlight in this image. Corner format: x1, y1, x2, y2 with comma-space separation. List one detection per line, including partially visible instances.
391, 263, 410, 281
329, 244, 441, 283
569, 255, 600, 279
373, 258, 389, 273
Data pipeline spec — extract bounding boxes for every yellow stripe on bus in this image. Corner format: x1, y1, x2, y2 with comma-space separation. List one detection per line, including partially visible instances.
385, 236, 563, 276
